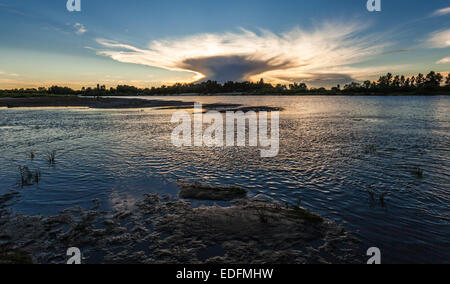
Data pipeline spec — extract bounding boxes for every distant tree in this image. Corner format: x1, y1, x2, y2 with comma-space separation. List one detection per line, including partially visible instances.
2, 71, 449, 97
48, 85, 75, 95
446, 73, 450, 87
404, 78, 410, 88
377, 73, 393, 89
392, 75, 401, 88
386, 73, 393, 83
344, 82, 361, 91
331, 86, 340, 92
289, 82, 308, 92
400, 75, 406, 87
424, 71, 443, 90
258, 78, 265, 86
416, 73, 425, 88
410, 76, 416, 87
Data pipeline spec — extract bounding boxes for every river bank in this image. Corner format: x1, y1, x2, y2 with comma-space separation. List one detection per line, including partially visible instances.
0, 96, 284, 112
0, 96, 194, 109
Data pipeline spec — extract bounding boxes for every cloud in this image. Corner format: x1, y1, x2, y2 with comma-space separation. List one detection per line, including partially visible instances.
432, 7, 450, 17
437, 57, 450, 64
382, 49, 410, 55
276, 73, 355, 87
426, 29, 450, 48
74, 23, 87, 35
0, 78, 24, 88
0, 70, 20, 77
180, 55, 292, 82
95, 22, 391, 85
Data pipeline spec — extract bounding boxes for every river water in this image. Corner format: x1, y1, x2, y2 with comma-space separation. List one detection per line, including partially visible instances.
0, 96, 449, 263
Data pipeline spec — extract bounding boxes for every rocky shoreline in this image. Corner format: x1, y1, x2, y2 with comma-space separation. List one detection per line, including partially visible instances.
0, 186, 363, 264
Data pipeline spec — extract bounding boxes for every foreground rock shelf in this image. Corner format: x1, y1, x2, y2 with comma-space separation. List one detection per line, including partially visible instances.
0, 191, 362, 264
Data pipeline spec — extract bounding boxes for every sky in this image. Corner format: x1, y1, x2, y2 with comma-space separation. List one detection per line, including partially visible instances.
0, 0, 449, 89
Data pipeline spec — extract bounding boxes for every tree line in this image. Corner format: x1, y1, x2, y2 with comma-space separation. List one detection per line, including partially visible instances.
1, 71, 449, 97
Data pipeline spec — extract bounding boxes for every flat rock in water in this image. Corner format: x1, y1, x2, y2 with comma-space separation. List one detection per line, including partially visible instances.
178, 182, 247, 201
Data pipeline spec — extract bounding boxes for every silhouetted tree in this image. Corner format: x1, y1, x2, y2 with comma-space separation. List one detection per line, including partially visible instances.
400, 75, 406, 87
2, 71, 449, 97
410, 76, 416, 87
424, 71, 443, 90
404, 78, 411, 88
416, 73, 425, 88
392, 75, 401, 88
289, 82, 308, 92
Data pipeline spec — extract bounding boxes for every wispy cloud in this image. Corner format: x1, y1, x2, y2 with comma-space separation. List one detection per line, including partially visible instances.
432, 7, 450, 17
382, 49, 410, 55
95, 21, 391, 85
437, 57, 450, 64
74, 23, 87, 35
426, 29, 450, 48
0, 3, 27, 17
0, 70, 19, 77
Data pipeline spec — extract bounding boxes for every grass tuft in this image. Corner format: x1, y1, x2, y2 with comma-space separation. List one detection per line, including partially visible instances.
19, 166, 41, 187
46, 151, 56, 164
414, 167, 424, 178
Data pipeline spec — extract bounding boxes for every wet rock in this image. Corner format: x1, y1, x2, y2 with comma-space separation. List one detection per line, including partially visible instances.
131, 225, 148, 234
178, 182, 247, 201
113, 211, 132, 220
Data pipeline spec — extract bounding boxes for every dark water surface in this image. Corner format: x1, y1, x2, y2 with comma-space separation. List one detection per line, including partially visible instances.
0, 96, 449, 263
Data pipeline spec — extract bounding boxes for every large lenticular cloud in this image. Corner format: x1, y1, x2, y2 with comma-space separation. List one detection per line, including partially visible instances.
96, 22, 390, 85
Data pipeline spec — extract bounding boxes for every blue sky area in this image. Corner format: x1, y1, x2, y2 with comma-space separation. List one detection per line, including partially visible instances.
0, 0, 449, 88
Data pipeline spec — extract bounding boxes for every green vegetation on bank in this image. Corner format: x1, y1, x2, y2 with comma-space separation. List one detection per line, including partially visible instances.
1, 71, 449, 97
